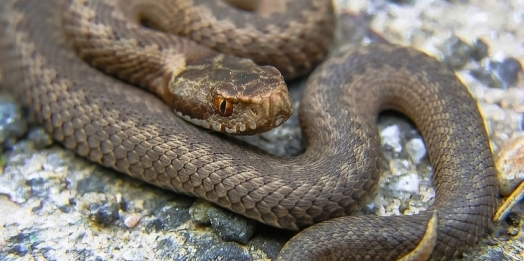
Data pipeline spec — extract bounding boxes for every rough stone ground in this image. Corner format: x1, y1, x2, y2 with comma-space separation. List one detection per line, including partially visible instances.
0, 0, 523, 260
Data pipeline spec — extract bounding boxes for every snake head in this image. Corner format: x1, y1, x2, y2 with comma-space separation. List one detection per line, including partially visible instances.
164, 54, 292, 135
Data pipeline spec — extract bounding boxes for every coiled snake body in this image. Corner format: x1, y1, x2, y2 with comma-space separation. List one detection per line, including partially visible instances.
0, 0, 499, 260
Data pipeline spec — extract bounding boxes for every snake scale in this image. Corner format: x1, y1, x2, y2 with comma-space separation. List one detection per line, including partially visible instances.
0, 0, 500, 260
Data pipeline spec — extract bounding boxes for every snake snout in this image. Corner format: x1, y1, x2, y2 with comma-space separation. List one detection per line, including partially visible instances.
224, 87, 291, 135
268, 89, 292, 128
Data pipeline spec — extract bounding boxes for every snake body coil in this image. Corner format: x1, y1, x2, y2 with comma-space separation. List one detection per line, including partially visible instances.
0, 0, 499, 260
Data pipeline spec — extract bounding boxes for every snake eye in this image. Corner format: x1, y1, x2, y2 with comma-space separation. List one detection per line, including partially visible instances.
213, 96, 234, 117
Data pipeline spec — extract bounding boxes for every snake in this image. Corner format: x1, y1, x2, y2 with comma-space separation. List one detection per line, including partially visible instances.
0, 0, 500, 260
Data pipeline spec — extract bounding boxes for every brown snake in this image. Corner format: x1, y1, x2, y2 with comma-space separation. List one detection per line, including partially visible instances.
0, 0, 500, 260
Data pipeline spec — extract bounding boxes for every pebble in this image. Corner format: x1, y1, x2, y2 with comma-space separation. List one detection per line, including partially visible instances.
439, 35, 474, 70
147, 205, 191, 232
392, 173, 421, 193
471, 38, 489, 62
381, 124, 402, 153
9, 244, 29, 256
471, 57, 523, 89
189, 198, 213, 225
123, 214, 142, 228
26, 127, 53, 149
496, 58, 522, 88
195, 242, 251, 261
0, 95, 27, 146
89, 203, 119, 226
208, 207, 257, 245
405, 138, 426, 164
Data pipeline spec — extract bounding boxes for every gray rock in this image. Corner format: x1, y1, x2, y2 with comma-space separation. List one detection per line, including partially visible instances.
195, 242, 252, 261
439, 35, 475, 69
471, 38, 489, 61
88, 203, 119, 226
0, 95, 27, 146
146, 204, 192, 232
496, 58, 522, 88
471, 57, 523, 89
27, 127, 53, 149
208, 206, 257, 245
190, 198, 213, 225
405, 138, 426, 164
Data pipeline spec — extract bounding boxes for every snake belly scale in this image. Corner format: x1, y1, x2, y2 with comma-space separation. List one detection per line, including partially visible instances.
0, 0, 499, 260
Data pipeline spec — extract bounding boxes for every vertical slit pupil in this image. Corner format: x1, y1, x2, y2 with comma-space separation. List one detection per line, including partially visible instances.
220, 100, 227, 114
